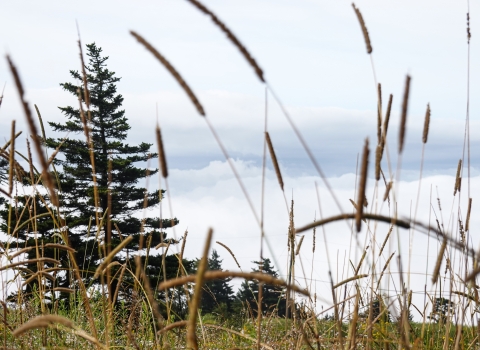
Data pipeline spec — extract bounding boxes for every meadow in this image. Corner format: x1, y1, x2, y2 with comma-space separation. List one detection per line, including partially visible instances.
0, 1, 478, 349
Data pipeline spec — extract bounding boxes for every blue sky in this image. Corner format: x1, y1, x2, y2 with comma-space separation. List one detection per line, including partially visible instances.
1, 1, 479, 317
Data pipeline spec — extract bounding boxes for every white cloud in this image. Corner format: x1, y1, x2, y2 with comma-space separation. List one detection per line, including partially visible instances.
142, 159, 479, 315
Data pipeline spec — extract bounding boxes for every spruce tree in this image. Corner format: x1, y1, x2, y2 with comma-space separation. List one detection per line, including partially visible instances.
1, 43, 182, 303
236, 258, 287, 317
199, 250, 234, 316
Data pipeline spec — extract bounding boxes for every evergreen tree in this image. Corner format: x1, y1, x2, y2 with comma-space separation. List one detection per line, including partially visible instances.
198, 250, 234, 316
0, 43, 180, 303
428, 297, 455, 323
236, 258, 287, 317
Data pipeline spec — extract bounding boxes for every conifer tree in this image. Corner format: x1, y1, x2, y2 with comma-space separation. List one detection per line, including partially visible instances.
236, 258, 287, 317
199, 250, 234, 315
1, 43, 182, 303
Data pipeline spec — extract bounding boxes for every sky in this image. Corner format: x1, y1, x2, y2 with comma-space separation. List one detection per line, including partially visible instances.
1, 1, 479, 320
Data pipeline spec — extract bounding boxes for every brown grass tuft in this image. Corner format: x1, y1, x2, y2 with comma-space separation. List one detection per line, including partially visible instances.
398, 75, 411, 154
378, 225, 393, 257
375, 144, 383, 181
377, 83, 382, 144
185, 0, 265, 82
216, 241, 241, 269
265, 132, 284, 192
295, 212, 411, 234
454, 159, 462, 196
8, 121, 15, 195
333, 274, 368, 289
356, 138, 369, 232
432, 239, 447, 284
130, 31, 205, 116
466, 198, 472, 232
352, 3, 373, 54
382, 94, 393, 140
156, 124, 168, 178
423, 103, 431, 144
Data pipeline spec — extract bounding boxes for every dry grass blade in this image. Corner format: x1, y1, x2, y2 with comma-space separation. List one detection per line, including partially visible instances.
22, 271, 56, 286
465, 266, 480, 283
454, 159, 462, 196
185, 0, 264, 82
378, 225, 393, 257
52, 287, 75, 294
12, 315, 105, 349
355, 246, 369, 275
398, 75, 411, 154
0, 82, 5, 108
159, 270, 309, 296
134, 255, 165, 329
356, 138, 369, 232
8, 121, 15, 195
377, 252, 395, 290
6, 55, 59, 206
383, 181, 392, 202
216, 241, 241, 269
130, 31, 205, 116
265, 132, 284, 191
1, 131, 22, 151
383, 94, 393, 140
156, 124, 168, 178
7, 247, 34, 260
77, 34, 91, 109
466, 198, 472, 231
157, 320, 187, 334
93, 235, 133, 279
43, 243, 76, 253
0, 258, 60, 272
295, 235, 305, 256
352, 3, 373, 54
432, 239, 447, 284
333, 274, 368, 289
13, 315, 74, 336
295, 213, 410, 234
187, 228, 213, 350
375, 144, 383, 181
377, 83, 382, 144
423, 103, 431, 144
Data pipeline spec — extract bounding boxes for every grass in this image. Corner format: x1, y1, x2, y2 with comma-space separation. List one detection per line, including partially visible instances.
0, 1, 477, 349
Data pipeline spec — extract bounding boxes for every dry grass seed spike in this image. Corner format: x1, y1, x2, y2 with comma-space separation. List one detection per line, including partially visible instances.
265, 132, 284, 191
352, 3, 373, 54
156, 124, 168, 178
454, 159, 462, 196
423, 103, 431, 144
356, 138, 369, 232
185, 0, 265, 83
399, 75, 411, 154
130, 31, 205, 116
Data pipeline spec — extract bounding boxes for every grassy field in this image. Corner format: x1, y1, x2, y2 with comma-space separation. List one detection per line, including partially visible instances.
0, 1, 478, 349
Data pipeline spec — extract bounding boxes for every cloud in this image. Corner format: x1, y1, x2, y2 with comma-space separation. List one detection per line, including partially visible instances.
144, 159, 479, 313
